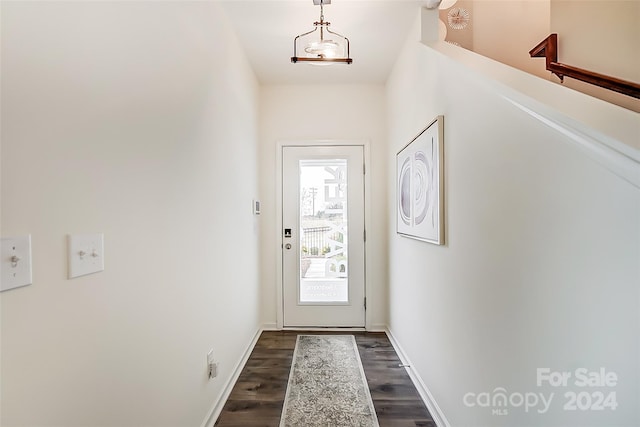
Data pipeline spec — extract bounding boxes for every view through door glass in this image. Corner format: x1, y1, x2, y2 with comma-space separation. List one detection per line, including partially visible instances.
299, 159, 349, 303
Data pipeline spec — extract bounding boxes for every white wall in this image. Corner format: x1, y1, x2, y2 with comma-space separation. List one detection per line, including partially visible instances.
473, 0, 551, 79
1, 2, 260, 426
259, 85, 387, 330
387, 11, 639, 427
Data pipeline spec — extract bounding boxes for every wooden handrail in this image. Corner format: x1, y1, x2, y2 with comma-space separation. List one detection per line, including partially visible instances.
529, 34, 640, 99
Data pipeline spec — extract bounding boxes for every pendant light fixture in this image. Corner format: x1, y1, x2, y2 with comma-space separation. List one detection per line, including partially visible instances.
291, 0, 352, 65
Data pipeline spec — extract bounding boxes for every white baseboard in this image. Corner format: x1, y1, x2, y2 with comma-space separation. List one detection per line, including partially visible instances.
385, 327, 451, 427
262, 322, 278, 331
368, 323, 387, 332
262, 324, 386, 332
283, 327, 366, 331
200, 326, 264, 427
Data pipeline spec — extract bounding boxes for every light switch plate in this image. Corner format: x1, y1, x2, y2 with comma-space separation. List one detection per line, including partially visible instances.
1, 235, 33, 292
68, 234, 104, 279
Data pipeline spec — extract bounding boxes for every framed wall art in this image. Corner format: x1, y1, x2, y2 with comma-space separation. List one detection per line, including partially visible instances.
396, 115, 444, 245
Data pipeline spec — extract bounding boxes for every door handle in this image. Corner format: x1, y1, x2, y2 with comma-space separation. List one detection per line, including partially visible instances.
285, 243, 292, 250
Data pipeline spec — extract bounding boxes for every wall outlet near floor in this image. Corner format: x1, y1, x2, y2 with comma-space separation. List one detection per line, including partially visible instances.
209, 362, 218, 379
207, 349, 218, 379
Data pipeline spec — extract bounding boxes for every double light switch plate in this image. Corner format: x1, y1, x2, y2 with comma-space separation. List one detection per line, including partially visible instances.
68, 234, 104, 279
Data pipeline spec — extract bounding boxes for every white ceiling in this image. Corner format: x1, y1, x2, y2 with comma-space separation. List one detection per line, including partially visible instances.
220, 0, 423, 84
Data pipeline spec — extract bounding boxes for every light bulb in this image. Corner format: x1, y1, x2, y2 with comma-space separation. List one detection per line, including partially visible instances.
305, 40, 340, 59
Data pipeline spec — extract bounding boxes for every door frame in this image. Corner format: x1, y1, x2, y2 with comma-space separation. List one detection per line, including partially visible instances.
275, 140, 373, 330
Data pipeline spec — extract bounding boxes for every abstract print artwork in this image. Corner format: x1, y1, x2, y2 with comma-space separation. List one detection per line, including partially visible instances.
397, 116, 444, 245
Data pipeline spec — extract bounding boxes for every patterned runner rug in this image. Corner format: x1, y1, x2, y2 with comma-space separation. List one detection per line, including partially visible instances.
280, 335, 380, 427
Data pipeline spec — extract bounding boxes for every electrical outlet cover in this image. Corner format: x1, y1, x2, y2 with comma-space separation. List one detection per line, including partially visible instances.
211, 362, 218, 378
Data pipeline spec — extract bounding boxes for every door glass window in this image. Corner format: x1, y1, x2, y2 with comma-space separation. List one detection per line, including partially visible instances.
299, 159, 348, 303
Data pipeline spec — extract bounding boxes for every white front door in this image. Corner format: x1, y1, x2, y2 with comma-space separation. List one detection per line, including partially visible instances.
282, 145, 366, 327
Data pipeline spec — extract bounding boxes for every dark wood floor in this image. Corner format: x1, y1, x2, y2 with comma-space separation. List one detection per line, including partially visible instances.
215, 331, 435, 427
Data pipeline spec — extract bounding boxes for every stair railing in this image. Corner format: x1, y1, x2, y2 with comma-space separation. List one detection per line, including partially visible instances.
529, 34, 640, 99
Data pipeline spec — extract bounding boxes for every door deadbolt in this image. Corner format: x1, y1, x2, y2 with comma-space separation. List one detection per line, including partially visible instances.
285, 243, 292, 250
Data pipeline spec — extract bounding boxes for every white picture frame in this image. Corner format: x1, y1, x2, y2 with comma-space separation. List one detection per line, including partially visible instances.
396, 115, 445, 245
